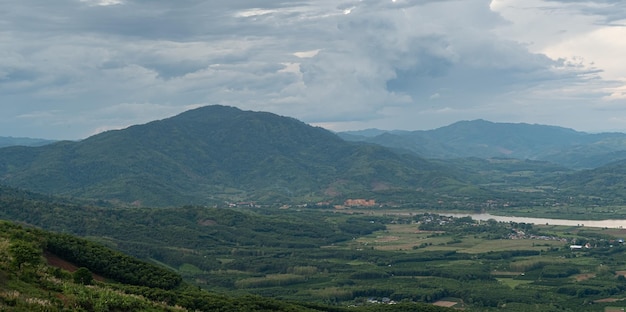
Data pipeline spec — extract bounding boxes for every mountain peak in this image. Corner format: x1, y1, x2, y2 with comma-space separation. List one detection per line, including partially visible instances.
0, 105, 454, 206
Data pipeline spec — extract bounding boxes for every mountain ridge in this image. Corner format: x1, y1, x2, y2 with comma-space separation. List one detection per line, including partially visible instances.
0, 136, 56, 148
339, 119, 626, 168
0, 105, 465, 207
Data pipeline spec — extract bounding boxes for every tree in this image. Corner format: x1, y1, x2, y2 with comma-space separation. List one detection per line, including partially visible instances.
9, 241, 41, 270
74, 267, 94, 285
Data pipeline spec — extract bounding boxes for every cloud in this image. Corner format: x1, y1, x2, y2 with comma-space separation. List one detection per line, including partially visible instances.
80, 0, 123, 6
1, 0, 626, 139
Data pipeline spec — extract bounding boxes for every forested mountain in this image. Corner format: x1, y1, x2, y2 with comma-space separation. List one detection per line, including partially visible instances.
551, 158, 626, 204
0, 105, 466, 207
0, 136, 55, 148
339, 120, 626, 168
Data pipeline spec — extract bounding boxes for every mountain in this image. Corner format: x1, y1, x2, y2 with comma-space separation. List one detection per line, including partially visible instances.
553, 158, 626, 203
0, 105, 465, 207
0, 136, 56, 148
339, 120, 626, 168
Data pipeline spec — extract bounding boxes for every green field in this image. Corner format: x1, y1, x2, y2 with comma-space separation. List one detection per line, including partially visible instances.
348, 223, 564, 253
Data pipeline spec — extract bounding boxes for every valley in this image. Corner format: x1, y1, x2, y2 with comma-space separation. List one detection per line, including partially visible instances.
4, 105, 626, 311
3, 185, 626, 311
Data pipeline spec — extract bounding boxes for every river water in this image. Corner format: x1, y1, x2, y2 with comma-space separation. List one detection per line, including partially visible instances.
443, 213, 626, 229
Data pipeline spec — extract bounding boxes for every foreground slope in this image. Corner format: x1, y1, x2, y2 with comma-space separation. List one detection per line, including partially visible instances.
4, 186, 626, 311
0, 202, 453, 311
0, 105, 463, 206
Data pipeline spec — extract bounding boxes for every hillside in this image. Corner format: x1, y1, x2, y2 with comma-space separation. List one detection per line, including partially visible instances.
551, 158, 626, 204
0, 105, 466, 207
0, 189, 454, 312
340, 120, 626, 168
5, 186, 626, 310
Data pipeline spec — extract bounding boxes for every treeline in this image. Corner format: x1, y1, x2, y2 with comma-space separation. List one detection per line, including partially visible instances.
417, 215, 513, 239
119, 283, 455, 312
46, 232, 182, 289
0, 188, 383, 250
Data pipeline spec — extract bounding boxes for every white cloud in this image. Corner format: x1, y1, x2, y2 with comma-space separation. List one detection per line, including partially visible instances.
490, 0, 626, 103
294, 50, 321, 58
234, 9, 278, 18
80, 0, 123, 6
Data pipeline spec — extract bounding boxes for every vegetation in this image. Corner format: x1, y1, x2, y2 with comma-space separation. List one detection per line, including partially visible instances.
5, 106, 626, 311
0, 220, 453, 312
3, 105, 626, 215
4, 185, 626, 310
339, 119, 626, 168
0, 105, 468, 207
46, 232, 182, 289
2, 105, 626, 213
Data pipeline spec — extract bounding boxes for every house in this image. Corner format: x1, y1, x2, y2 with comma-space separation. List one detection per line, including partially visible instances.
570, 244, 591, 250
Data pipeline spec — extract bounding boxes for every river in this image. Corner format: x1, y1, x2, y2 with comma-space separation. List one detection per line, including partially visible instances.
443, 213, 626, 229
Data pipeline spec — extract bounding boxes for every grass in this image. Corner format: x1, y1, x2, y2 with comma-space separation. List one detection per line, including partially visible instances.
234, 274, 306, 288
496, 278, 534, 288
306, 287, 353, 300
465, 239, 562, 253
217, 258, 235, 264
347, 224, 564, 253
179, 263, 203, 274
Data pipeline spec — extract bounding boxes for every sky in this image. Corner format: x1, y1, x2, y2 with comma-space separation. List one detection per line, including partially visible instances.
1, 0, 626, 140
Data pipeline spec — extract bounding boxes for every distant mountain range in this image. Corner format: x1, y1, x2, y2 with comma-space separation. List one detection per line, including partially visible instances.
339, 119, 626, 168
0, 105, 466, 207
3, 106, 626, 207
0, 136, 56, 148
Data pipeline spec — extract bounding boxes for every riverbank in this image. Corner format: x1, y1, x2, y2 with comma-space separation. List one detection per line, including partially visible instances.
341, 207, 626, 229
444, 212, 626, 229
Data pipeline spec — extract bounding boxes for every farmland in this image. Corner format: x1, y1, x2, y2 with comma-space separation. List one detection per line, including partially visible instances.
185, 208, 626, 311
4, 186, 626, 311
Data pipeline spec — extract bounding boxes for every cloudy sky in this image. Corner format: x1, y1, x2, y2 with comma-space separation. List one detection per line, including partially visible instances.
1, 0, 625, 140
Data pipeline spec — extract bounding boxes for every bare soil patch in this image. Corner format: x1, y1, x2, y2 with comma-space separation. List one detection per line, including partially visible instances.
45, 252, 105, 282
574, 273, 596, 281
198, 219, 217, 226
594, 298, 624, 303
433, 300, 458, 308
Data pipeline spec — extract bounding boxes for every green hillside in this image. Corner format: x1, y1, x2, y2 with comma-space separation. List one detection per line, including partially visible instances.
0, 105, 466, 207
5, 186, 626, 311
0, 214, 452, 311
553, 159, 626, 205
